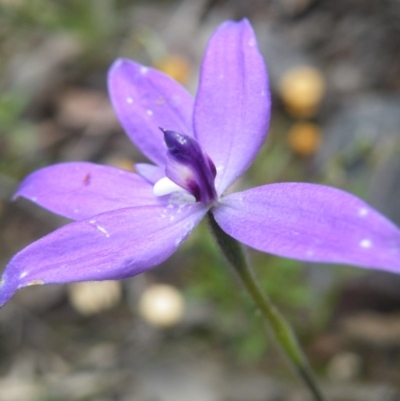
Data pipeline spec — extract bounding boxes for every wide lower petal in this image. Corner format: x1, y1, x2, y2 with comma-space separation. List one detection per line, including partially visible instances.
0, 203, 208, 307
108, 59, 194, 166
14, 162, 165, 220
194, 19, 270, 194
212, 183, 400, 272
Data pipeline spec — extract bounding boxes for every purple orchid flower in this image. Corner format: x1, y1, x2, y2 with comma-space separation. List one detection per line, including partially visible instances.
1, 19, 400, 308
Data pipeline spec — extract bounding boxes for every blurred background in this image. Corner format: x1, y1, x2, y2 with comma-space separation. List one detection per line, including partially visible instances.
1, 0, 400, 400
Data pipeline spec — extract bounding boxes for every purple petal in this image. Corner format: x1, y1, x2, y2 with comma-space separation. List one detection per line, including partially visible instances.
14, 162, 164, 220
213, 183, 400, 272
0, 203, 208, 307
108, 59, 194, 166
194, 19, 270, 194
135, 163, 165, 184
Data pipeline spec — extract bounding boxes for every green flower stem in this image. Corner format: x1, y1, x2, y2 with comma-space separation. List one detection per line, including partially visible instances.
207, 212, 326, 401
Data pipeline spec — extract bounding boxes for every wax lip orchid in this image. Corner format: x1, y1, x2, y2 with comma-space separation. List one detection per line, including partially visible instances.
1, 18, 400, 307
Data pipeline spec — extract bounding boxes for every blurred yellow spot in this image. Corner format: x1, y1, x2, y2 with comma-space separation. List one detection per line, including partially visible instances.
279, 66, 325, 117
106, 157, 135, 171
287, 122, 321, 156
68, 281, 122, 315
138, 284, 184, 328
154, 55, 191, 85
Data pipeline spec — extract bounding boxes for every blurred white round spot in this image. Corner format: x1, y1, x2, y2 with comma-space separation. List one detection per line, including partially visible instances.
327, 351, 362, 382
68, 280, 122, 316
138, 284, 184, 328
360, 239, 372, 248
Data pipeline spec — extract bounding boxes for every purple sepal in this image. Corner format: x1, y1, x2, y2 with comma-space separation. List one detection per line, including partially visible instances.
162, 129, 217, 203
13, 162, 164, 220
213, 183, 400, 272
0, 203, 208, 307
108, 59, 194, 166
194, 19, 270, 194
0, 275, 18, 309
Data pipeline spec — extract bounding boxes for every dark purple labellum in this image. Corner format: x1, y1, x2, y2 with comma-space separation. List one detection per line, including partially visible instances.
161, 129, 217, 203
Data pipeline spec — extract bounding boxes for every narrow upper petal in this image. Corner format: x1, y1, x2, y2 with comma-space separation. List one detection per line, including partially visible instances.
212, 183, 400, 272
193, 19, 270, 194
108, 59, 194, 166
14, 162, 164, 220
0, 203, 208, 307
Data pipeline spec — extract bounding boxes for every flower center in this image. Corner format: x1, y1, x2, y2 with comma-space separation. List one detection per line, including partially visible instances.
153, 129, 217, 204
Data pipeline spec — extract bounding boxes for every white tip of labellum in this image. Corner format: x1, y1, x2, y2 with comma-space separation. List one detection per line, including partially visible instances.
153, 177, 196, 203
